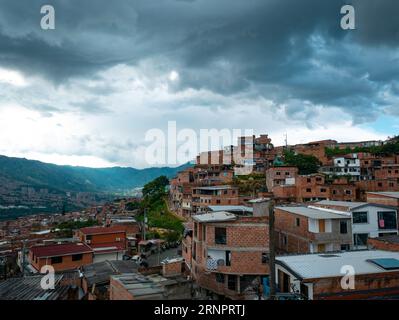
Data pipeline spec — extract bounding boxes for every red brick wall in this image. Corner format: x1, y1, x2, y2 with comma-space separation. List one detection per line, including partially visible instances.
274, 208, 312, 253
311, 272, 399, 300
368, 238, 399, 252
30, 252, 93, 272
109, 277, 134, 300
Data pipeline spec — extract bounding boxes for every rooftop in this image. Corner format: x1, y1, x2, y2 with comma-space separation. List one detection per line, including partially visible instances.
111, 273, 165, 298
194, 185, 234, 191
316, 200, 367, 209
192, 211, 237, 223
0, 275, 67, 300
367, 192, 399, 199
89, 242, 126, 254
315, 200, 397, 211
276, 250, 399, 280
83, 260, 139, 287
207, 205, 253, 213
276, 206, 350, 220
79, 226, 126, 235
30, 242, 93, 258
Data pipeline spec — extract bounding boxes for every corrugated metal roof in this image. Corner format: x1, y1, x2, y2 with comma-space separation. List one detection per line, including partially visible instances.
192, 211, 237, 223
83, 260, 138, 287
30, 242, 93, 258
315, 200, 367, 209
194, 185, 233, 190
0, 275, 67, 300
367, 192, 399, 199
276, 250, 399, 280
208, 205, 253, 213
276, 206, 350, 220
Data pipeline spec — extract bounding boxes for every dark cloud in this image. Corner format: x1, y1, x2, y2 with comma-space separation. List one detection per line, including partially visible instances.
0, 0, 398, 123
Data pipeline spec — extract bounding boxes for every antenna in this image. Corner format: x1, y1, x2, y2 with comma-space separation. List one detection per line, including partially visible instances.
285, 133, 288, 148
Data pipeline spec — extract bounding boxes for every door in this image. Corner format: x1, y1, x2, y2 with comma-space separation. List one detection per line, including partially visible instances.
319, 219, 325, 233
317, 244, 326, 253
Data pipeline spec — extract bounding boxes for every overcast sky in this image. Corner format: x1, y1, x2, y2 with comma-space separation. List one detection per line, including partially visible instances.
0, 0, 398, 168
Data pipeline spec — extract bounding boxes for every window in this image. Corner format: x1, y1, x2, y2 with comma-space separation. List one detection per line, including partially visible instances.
215, 227, 227, 245
202, 225, 206, 242
51, 256, 62, 264
341, 244, 350, 251
295, 218, 300, 227
285, 172, 290, 176
224, 190, 228, 195
353, 212, 368, 224
307, 178, 311, 183
216, 200, 221, 204
282, 235, 288, 246
228, 275, 237, 291
86, 235, 92, 241
262, 252, 268, 264
215, 273, 224, 283
72, 254, 83, 261
345, 190, 352, 195
306, 188, 311, 193
320, 188, 327, 193
378, 211, 397, 230
340, 221, 348, 234
225, 250, 231, 266
194, 223, 198, 238
354, 233, 369, 247
378, 182, 383, 187
192, 242, 197, 261
332, 190, 337, 195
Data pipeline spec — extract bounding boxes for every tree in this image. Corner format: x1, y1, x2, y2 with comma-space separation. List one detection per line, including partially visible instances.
284, 151, 321, 175
142, 175, 169, 198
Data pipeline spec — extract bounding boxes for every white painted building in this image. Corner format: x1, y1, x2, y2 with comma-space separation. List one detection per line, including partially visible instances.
315, 200, 399, 249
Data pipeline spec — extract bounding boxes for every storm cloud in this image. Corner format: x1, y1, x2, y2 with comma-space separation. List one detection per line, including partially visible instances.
0, 0, 398, 167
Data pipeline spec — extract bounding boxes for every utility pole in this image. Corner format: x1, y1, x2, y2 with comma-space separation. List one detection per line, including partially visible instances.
143, 208, 147, 241
268, 200, 276, 300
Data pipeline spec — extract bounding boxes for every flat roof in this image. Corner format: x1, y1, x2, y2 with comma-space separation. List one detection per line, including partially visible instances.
277, 250, 399, 280
208, 205, 253, 213
315, 200, 367, 209
315, 200, 397, 211
194, 185, 234, 190
276, 206, 350, 220
367, 192, 399, 199
111, 273, 165, 297
192, 211, 237, 223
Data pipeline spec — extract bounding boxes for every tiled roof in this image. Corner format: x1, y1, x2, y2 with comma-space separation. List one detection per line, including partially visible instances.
30, 242, 93, 258
79, 226, 126, 235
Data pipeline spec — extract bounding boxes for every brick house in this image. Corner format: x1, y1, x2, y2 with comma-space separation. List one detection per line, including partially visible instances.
190, 210, 269, 299
29, 242, 93, 272
275, 250, 399, 300
191, 185, 240, 214
75, 226, 127, 263
275, 206, 352, 254
266, 166, 298, 191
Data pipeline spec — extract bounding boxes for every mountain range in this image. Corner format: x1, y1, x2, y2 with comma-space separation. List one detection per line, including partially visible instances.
0, 155, 191, 193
